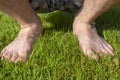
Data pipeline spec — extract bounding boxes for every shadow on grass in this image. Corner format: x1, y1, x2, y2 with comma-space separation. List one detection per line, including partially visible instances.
39, 10, 74, 32
96, 4, 120, 36
39, 4, 120, 37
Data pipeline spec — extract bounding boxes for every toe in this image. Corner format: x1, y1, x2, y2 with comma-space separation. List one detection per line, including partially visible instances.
93, 49, 104, 57
100, 48, 109, 55
10, 53, 19, 62
15, 57, 27, 63
2, 50, 9, 57
101, 38, 114, 55
0, 54, 2, 57
102, 38, 114, 51
103, 43, 114, 55
0, 48, 7, 57
4, 53, 13, 61
15, 57, 23, 63
84, 49, 99, 60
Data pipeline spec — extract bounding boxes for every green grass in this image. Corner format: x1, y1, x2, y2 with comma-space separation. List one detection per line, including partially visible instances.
0, 5, 120, 80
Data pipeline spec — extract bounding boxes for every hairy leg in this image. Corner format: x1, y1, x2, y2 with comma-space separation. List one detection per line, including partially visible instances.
73, 0, 120, 60
0, 0, 43, 63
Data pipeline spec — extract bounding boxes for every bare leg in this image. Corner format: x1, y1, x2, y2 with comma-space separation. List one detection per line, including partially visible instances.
0, 0, 43, 63
73, 0, 120, 60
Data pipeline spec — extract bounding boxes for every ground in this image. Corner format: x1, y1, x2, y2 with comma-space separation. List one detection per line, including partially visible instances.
0, 4, 120, 80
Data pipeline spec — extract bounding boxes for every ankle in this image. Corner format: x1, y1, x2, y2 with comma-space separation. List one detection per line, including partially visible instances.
17, 23, 43, 39
73, 19, 95, 28
73, 20, 96, 35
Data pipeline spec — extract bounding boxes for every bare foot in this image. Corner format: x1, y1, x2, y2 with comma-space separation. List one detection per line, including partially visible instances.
0, 24, 42, 63
73, 21, 114, 60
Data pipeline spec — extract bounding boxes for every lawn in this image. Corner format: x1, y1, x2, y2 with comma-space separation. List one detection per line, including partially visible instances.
0, 4, 120, 80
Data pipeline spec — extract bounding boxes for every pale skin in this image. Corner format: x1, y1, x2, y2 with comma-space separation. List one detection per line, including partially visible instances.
0, 0, 43, 62
73, 0, 120, 60
0, 0, 120, 63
